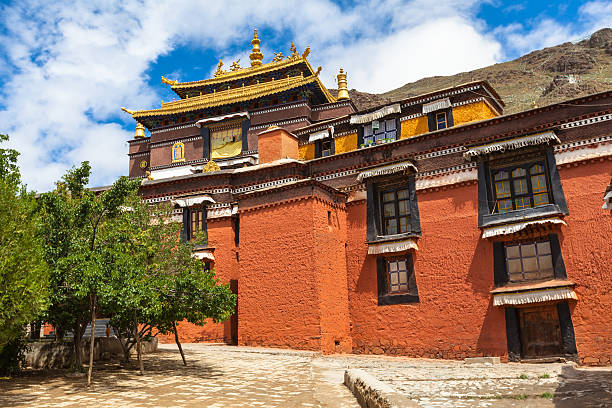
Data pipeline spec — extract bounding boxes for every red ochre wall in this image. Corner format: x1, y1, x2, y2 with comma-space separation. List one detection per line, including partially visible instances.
557, 160, 612, 365
157, 217, 238, 344
237, 197, 351, 352
346, 183, 508, 360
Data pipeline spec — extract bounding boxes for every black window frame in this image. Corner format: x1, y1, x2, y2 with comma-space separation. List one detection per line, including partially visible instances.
181, 206, 208, 243
379, 185, 412, 236
477, 147, 568, 228
359, 117, 399, 147
366, 174, 421, 243
435, 111, 447, 130
201, 118, 250, 160
427, 107, 454, 132
490, 159, 552, 214
377, 253, 419, 305
314, 137, 335, 158
493, 234, 567, 287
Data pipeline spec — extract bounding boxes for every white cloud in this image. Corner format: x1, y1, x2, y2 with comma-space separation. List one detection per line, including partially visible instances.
2, 0, 606, 191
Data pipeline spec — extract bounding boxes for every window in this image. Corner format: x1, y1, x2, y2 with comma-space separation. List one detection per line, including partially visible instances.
476, 149, 568, 228
436, 112, 447, 130
190, 208, 205, 241
380, 186, 411, 235
492, 162, 550, 213
493, 234, 566, 287
363, 119, 397, 145
321, 140, 332, 157
505, 240, 554, 282
181, 207, 207, 243
377, 254, 419, 305
366, 175, 421, 242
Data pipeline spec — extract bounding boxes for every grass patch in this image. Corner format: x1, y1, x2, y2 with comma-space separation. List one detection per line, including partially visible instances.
509, 393, 528, 400
539, 373, 551, 379
518, 373, 528, 379
540, 392, 554, 399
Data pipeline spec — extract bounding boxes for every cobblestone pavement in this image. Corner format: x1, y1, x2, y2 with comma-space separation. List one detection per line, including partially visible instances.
1, 344, 611, 407
325, 354, 612, 407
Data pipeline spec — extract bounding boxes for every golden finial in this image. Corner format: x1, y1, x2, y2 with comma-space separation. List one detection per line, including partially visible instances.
289, 42, 299, 59
134, 121, 146, 139
249, 29, 263, 67
230, 59, 242, 71
202, 160, 221, 173
120, 107, 135, 115
337, 68, 349, 100
272, 52, 284, 62
214, 60, 225, 77
161, 76, 177, 86
314, 66, 322, 76
302, 46, 310, 59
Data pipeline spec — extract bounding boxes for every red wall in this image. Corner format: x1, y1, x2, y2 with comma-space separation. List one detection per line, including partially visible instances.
557, 160, 612, 365
346, 183, 508, 360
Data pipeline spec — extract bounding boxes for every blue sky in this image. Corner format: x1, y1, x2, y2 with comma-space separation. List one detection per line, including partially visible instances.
0, 0, 610, 191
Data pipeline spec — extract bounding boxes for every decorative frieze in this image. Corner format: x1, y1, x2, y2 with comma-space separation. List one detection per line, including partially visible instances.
150, 123, 197, 135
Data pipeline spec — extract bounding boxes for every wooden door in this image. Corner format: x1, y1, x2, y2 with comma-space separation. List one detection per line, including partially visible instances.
519, 305, 563, 358
229, 279, 238, 345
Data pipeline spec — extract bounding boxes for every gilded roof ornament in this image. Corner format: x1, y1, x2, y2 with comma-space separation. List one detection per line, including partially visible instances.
202, 160, 221, 173
161, 76, 178, 86
289, 42, 300, 59
272, 52, 284, 62
230, 59, 242, 71
302, 46, 310, 59
249, 29, 263, 67
121, 107, 135, 115
214, 60, 226, 77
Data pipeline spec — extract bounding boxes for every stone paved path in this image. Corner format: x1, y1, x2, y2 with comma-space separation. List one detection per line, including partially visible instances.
0, 344, 358, 408
1, 344, 611, 407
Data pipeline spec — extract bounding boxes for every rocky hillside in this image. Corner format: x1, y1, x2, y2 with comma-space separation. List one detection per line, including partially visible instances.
333, 28, 612, 113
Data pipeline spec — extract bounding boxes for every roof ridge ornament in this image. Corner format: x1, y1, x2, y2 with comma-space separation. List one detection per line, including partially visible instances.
161, 76, 177, 86
249, 29, 263, 67
214, 60, 225, 77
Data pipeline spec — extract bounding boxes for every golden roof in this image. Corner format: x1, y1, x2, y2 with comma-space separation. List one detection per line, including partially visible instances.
124, 72, 336, 119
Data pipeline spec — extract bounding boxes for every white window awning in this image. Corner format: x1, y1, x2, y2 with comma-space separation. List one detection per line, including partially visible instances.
196, 111, 250, 128
463, 131, 560, 161
368, 238, 418, 255
422, 98, 451, 114
171, 195, 216, 208
308, 126, 334, 143
603, 191, 612, 210
493, 287, 577, 307
191, 250, 215, 261
357, 161, 418, 182
481, 217, 566, 238
350, 103, 401, 124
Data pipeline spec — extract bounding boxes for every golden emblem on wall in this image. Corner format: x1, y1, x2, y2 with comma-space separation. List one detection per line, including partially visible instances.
202, 160, 221, 173
139, 160, 148, 169
172, 142, 185, 163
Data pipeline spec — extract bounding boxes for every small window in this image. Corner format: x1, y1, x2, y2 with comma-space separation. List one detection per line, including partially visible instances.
492, 161, 550, 214
321, 140, 332, 157
363, 118, 397, 145
377, 254, 419, 305
380, 186, 411, 235
190, 208, 205, 240
505, 240, 554, 282
436, 112, 447, 130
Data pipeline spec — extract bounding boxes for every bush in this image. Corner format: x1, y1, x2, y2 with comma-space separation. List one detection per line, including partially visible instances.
0, 334, 29, 376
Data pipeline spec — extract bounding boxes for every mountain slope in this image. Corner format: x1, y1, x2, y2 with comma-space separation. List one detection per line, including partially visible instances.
336, 28, 612, 113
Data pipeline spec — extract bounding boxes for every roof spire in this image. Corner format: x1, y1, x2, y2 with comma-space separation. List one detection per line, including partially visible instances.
337, 68, 349, 100
249, 29, 263, 67
134, 121, 146, 139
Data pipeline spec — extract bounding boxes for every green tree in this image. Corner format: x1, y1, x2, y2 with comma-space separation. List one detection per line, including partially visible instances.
0, 134, 48, 357
39, 163, 138, 385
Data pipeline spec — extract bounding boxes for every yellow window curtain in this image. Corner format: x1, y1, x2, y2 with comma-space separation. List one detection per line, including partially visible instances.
211, 125, 242, 159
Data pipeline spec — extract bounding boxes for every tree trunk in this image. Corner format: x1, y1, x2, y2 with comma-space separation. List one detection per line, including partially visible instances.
87, 293, 97, 387
114, 328, 131, 363
73, 324, 82, 370
134, 310, 143, 375
173, 321, 187, 366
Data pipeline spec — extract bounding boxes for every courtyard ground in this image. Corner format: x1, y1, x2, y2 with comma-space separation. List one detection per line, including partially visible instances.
0, 343, 610, 407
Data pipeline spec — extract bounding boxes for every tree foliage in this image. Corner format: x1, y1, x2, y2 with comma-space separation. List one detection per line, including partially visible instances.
0, 134, 48, 354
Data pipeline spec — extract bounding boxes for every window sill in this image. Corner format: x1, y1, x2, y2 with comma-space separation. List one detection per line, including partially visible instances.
367, 232, 420, 245
378, 293, 419, 306
480, 204, 563, 228
491, 279, 575, 293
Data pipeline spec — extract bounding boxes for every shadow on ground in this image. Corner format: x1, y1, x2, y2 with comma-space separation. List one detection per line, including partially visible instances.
553, 365, 612, 407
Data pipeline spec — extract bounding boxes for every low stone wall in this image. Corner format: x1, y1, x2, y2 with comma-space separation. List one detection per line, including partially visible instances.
26, 337, 158, 369
344, 369, 418, 408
